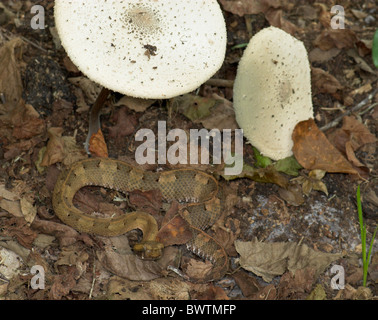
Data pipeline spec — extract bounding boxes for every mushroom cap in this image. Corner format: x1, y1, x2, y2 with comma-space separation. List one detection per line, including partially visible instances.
233, 26, 313, 160
54, 0, 226, 99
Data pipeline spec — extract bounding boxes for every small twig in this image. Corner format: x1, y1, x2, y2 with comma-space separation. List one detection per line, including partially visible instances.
0, 274, 10, 284
0, 26, 48, 53
20, 35, 49, 53
359, 102, 378, 116
320, 87, 378, 132
89, 262, 96, 299
167, 265, 189, 281
205, 78, 234, 88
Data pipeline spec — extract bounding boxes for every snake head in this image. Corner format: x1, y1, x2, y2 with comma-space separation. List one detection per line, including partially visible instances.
133, 241, 164, 260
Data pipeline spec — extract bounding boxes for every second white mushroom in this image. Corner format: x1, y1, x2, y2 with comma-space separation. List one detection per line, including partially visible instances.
233, 26, 314, 160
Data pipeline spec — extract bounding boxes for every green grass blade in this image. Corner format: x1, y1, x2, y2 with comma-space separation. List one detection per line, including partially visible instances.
357, 185, 364, 235
356, 185, 378, 286
357, 185, 368, 286
231, 43, 248, 50
356, 186, 366, 262
367, 224, 378, 266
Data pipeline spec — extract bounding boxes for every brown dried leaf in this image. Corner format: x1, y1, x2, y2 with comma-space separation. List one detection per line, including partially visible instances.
108, 107, 138, 142
313, 29, 358, 51
157, 214, 192, 246
200, 94, 239, 131
291, 170, 328, 197
277, 268, 316, 299
3, 217, 38, 249
41, 127, 87, 166
0, 198, 22, 217
40, 127, 65, 166
314, 3, 336, 28
244, 166, 289, 188
0, 184, 20, 201
31, 218, 83, 247
68, 77, 102, 105
0, 38, 24, 104
340, 116, 377, 150
96, 236, 174, 281
3, 137, 42, 161
249, 284, 277, 300
308, 170, 328, 195
161, 200, 180, 224
219, 0, 296, 34
63, 56, 80, 73
278, 183, 304, 206
311, 67, 343, 95
327, 116, 377, 169
181, 257, 213, 281
49, 273, 76, 300
232, 271, 260, 298
129, 189, 162, 216
192, 284, 229, 300
345, 141, 364, 167
309, 47, 341, 63
235, 239, 342, 283
264, 8, 297, 35
212, 220, 239, 256
20, 197, 37, 225
292, 119, 358, 175
106, 277, 153, 300
72, 187, 125, 219
11, 104, 45, 139
107, 277, 191, 300
219, 0, 281, 16
72, 87, 90, 113
89, 128, 108, 158
50, 99, 74, 127
114, 95, 155, 113
171, 94, 219, 128
56, 245, 89, 269
62, 136, 88, 166
351, 9, 368, 20
347, 50, 375, 74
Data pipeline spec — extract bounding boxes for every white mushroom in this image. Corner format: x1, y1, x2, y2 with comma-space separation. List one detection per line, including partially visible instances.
54, 0, 227, 99
233, 26, 314, 160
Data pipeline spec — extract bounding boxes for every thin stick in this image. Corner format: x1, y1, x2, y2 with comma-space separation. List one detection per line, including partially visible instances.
205, 78, 234, 88
0, 26, 48, 53
89, 262, 96, 299
320, 87, 378, 132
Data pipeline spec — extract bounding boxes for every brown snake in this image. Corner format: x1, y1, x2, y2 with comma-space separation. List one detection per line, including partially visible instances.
52, 158, 228, 282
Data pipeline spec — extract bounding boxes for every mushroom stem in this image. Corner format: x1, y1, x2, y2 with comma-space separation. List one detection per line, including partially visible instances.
85, 87, 110, 153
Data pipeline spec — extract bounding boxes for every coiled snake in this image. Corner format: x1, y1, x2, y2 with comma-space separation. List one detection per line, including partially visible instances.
52, 158, 228, 282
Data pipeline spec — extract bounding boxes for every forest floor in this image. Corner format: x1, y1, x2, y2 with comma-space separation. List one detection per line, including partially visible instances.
0, 0, 377, 300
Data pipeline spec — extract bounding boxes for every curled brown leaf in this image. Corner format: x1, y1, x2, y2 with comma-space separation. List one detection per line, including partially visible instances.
292, 119, 358, 175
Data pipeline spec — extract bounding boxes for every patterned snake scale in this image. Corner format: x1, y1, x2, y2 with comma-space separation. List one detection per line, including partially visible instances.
52, 158, 228, 282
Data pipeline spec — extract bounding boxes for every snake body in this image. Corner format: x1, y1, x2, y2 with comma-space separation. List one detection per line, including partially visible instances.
52, 158, 228, 282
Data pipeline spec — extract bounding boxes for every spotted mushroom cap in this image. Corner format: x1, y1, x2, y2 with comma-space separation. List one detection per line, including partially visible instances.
233, 26, 314, 160
54, 0, 226, 99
